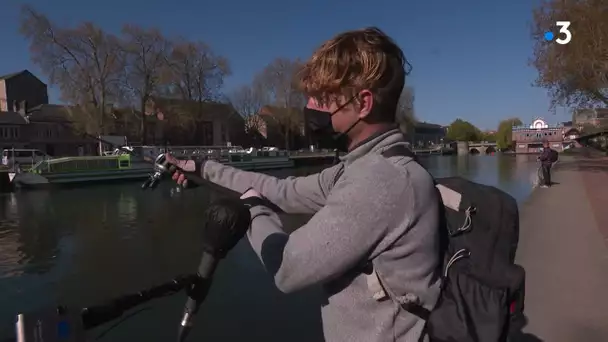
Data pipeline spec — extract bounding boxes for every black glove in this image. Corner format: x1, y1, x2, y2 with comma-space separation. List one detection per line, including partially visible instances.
200, 197, 251, 258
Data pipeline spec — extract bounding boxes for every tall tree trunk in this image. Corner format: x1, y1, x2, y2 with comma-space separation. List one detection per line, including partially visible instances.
140, 98, 147, 145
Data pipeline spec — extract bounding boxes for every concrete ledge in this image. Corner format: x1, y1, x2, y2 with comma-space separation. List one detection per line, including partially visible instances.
516, 159, 608, 341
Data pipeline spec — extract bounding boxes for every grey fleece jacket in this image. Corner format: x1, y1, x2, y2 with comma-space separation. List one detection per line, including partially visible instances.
200, 129, 442, 342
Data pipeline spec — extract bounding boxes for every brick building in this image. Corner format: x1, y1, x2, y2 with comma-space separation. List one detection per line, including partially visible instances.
0, 70, 48, 112
143, 98, 247, 147
512, 118, 566, 153
0, 70, 96, 156
0, 69, 249, 155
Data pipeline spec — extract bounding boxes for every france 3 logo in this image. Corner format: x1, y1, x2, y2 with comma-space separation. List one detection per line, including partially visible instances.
544, 21, 572, 45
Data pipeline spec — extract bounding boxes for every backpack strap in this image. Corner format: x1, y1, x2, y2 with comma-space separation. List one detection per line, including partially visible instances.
371, 145, 435, 321
380, 145, 465, 211
380, 145, 417, 160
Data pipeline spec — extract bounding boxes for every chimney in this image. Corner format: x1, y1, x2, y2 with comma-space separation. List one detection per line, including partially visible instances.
18, 100, 26, 114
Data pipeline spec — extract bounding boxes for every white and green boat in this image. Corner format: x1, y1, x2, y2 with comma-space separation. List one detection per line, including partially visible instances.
10, 146, 295, 188
10, 154, 152, 188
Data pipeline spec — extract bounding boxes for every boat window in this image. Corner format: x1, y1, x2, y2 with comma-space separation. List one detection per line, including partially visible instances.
34, 150, 45, 157
119, 160, 130, 168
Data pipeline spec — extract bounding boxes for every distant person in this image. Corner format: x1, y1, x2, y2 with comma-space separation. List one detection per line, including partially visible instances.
537, 140, 558, 188
165, 27, 441, 342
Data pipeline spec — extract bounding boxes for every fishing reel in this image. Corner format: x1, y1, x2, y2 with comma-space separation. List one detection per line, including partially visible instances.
140, 153, 238, 196
141, 153, 172, 190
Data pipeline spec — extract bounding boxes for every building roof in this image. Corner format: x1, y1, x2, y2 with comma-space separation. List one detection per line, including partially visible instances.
147, 97, 242, 123
0, 70, 27, 80
26, 104, 71, 122
260, 105, 304, 120
414, 122, 444, 129
0, 111, 28, 125
0, 70, 46, 86
564, 127, 580, 135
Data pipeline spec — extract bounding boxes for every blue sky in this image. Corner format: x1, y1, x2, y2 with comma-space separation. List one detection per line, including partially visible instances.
0, 0, 570, 130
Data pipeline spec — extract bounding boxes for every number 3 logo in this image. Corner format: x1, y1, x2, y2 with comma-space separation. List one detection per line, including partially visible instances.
556, 21, 572, 45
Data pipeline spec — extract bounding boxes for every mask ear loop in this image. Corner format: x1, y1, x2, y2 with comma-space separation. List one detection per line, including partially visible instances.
330, 95, 362, 138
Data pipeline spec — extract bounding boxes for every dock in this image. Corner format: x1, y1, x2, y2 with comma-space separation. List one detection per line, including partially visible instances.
515, 154, 608, 341
288, 147, 455, 166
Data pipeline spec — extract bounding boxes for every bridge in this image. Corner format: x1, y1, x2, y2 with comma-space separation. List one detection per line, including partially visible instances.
460, 142, 498, 154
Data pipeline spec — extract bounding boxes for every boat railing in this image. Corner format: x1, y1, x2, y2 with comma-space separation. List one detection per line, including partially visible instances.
29, 155, 132, 174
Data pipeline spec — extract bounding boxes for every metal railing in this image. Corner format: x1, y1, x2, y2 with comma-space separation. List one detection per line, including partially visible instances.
28, 155, 131, 174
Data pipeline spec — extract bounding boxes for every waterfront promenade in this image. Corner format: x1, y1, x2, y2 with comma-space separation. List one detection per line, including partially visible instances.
516, 155, 608, 341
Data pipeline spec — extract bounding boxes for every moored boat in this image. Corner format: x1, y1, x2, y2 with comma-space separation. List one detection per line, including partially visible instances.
10, 154, 152, 188
10, 145, 295, 188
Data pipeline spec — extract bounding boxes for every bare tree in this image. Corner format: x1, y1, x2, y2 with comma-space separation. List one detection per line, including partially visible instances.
163, 39, 230, 102
20, 5, 124, 139
158, 39, 231, 139
119, 25, 170, 144
229, 83, 267, 133
530, 0, 608, 108
254, 58, 306, 149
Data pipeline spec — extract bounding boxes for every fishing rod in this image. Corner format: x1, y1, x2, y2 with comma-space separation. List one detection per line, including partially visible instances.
13, 176, 253, 342
17, 119, 267, 342
15, 274, 197, 342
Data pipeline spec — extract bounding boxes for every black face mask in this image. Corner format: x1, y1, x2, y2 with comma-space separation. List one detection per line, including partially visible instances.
303, 98, 361, 152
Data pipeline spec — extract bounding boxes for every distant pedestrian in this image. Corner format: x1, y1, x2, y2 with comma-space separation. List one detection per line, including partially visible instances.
537, 140, 558, 188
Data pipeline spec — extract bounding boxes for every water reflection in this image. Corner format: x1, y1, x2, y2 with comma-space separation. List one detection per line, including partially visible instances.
0, 156, 538, 341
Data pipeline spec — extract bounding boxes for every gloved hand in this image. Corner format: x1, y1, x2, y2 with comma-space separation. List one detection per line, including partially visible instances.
164, 153, 201, 188
200, 197, 251, 258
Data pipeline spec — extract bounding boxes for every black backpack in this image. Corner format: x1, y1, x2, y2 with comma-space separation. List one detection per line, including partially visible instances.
381, 146, 526, 342
549, 149, 559, 163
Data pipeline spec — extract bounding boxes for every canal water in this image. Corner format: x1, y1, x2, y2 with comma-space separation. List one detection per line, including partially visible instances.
0, 155, 540, 342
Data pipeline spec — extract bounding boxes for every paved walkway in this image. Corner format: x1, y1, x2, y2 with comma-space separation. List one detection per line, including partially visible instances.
516, 157, 608, 341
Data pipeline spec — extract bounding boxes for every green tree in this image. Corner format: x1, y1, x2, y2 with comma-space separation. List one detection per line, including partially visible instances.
530, 0, 608, 107
482, 131, 497, 142
495, 118, 523, 150
445, 119, 482, 142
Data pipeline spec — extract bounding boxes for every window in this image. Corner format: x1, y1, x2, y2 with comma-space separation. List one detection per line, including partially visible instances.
0, 127, 17, 139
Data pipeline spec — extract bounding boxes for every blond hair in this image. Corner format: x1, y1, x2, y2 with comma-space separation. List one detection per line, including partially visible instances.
299, 27, 407, 115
